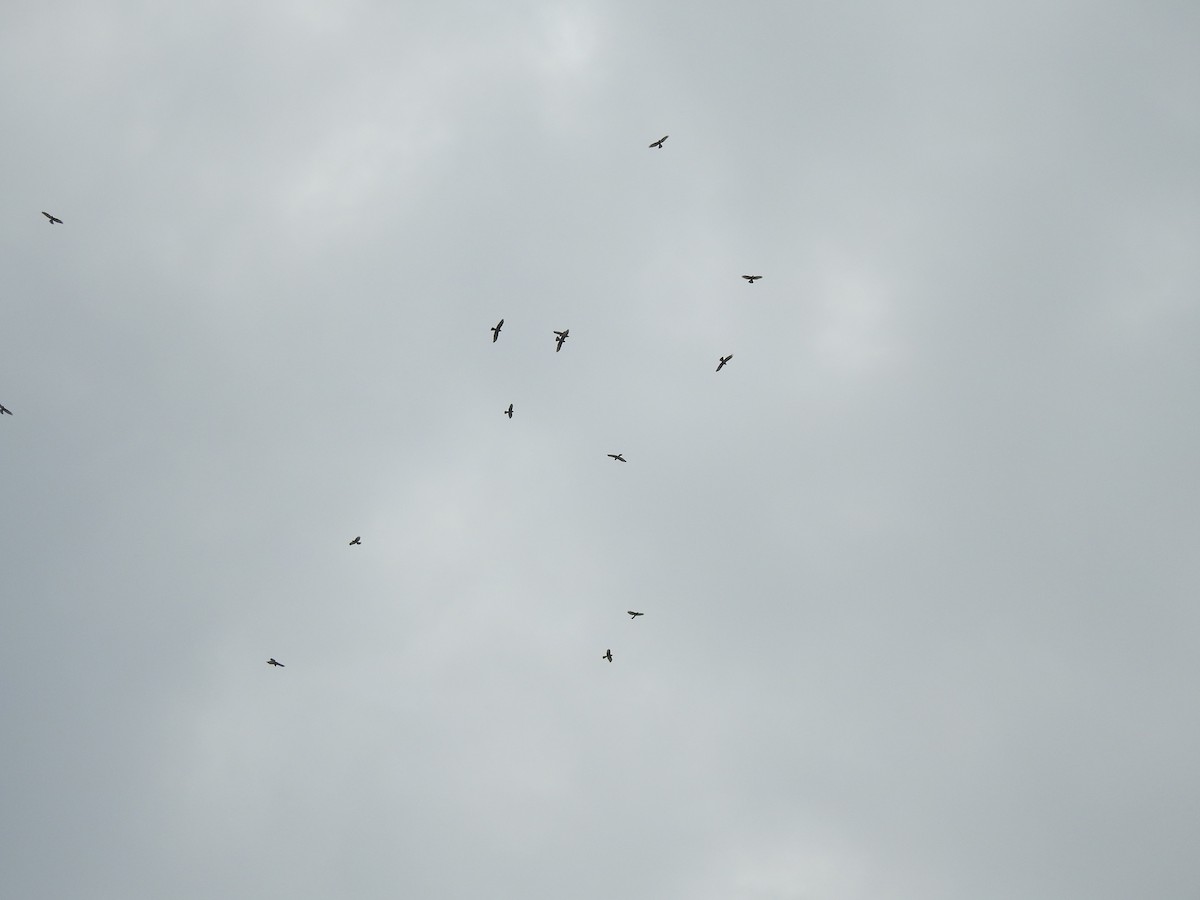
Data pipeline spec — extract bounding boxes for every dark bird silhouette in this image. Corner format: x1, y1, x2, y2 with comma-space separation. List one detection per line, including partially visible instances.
716, 354, 733, 372
504, 403, 513, 419
649, 135, 669, 149
349, 536, 362, 545
607, 453, 626, 462
491, 319, 504, 342
554, 329, 569, 352
628, 610, 644, 619
742, 275, 762, 284
603, 649, 613, 662
42, 212, 63, 224
267, 658, 285, 667
0, 404, 11, 415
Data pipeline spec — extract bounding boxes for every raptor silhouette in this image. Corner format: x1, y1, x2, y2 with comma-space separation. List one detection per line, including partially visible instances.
491, 319, 504, 342
649, 135, 668, 149
42, 212, 63, 224
716, 354, 733, 372
628, 611, 644, 619
603, 649, 613, 662
349, 536, 362, 545
504, 403, 513, 419
267, 658, 285, 667
607, 453, 626, 463
742, 275, 762, 284
554, 329, 569, 352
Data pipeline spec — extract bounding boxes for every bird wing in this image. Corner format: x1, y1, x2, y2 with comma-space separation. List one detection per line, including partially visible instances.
497, 319, 504, 329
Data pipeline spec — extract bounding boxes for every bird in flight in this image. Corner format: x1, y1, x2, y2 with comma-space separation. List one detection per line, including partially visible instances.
603, 649, 613, 662
491, 319, 504, 342
42, 212, 63, 224
349, 536, 362, 545
742, 275, 762, 284
267, 658, 285, 667
607, 453, 626, 463
716, 354, 733, 372
554, 329, 569, 352
649, 135, 669, 149
504, 403, 513, 419
0, 404, 11, 416
628, 610, 644, 619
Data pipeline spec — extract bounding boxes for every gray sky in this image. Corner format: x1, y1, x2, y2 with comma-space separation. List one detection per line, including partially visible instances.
2, 1, 1198, 898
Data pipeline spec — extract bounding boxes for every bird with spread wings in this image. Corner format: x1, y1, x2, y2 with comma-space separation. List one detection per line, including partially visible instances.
649, 135, 668, 149
42, 211, 63, 224
491, 319, 504, 342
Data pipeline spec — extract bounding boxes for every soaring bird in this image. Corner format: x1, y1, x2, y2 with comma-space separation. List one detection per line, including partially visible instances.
554, 329, 569, 352
504, 403, 513, 419
42, 212, 63, 224
607, 453, 626, 463
0, 404, 11, 415
716, 354, 733, 372
349, 536, 362, 545
649, 135, 669, 149
491, 319, 504, 342
628, 610, 644, 619
742, 275, 762, 284
603, 649, 613, 662
267, 658, 285, 667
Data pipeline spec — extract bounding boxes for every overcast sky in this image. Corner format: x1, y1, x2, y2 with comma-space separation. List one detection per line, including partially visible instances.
2, 1, 1198, 898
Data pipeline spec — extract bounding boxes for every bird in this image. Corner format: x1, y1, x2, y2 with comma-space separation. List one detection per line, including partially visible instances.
742, 275, 762, 284
603, 649, 613, 662
649, 135, 669, 149
554, 329, 569, 352
41, 212, 63, 224
716, 354, 733, 372
504, 403, 513, 419
0, 404, 11, 415
267, 658, 285, 667
349, 536, 362, 545
628, 611, 644, 619
491, 319, 504, 342
607, 453, 626, 463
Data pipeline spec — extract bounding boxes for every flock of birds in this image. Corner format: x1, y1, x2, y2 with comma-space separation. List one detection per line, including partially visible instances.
20, 135, 764, 672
